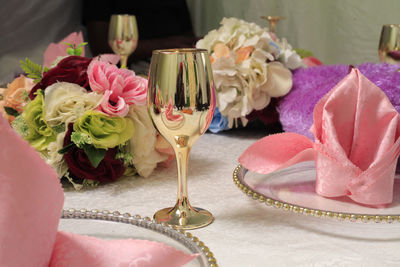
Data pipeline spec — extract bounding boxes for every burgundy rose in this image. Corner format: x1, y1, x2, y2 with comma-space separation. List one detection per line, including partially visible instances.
63, 124, 125, 183
29, 56, 92, 99
246, 98, 280, 125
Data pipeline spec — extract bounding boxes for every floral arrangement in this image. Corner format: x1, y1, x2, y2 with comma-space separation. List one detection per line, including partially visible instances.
196, 17, 306, 132
0, 42, 171, 189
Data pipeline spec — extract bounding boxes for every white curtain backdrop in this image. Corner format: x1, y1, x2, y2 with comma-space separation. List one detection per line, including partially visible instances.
0, 0, 83, 84
187, 0, 400, 65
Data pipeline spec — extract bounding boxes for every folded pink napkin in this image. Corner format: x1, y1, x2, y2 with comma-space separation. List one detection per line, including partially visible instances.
44, 32, 85, 67
239, 68, 400, 206
43, 31, 120, 67
0, 116, 198, 266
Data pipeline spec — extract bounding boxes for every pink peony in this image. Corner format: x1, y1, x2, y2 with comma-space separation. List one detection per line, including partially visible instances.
87, 60, 147, 117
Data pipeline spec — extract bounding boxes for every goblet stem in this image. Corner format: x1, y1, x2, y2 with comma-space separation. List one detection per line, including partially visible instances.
176, 147, 189, 201
120, 55, 128, 68
153, 144, 213, 230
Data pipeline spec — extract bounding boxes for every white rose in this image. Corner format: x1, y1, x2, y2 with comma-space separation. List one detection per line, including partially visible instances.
128, 105, 167, 177
44, 132, 68, 177
44, 82, 102, 127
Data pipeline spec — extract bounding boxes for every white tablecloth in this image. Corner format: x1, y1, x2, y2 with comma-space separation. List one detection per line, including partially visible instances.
64, 129, 400, 267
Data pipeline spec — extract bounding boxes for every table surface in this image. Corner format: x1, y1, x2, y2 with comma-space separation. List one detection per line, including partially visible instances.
64, 129, 400, 267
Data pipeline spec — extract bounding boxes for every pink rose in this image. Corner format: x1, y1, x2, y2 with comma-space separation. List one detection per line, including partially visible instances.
0, 75, 34, 123
87, 60, 147, 116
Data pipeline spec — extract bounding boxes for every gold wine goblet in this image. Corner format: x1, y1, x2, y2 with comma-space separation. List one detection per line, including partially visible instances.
379, 24, 400, 63
147, 48, 215, 230
108, 14, 138, 68
261, 16, 285, 33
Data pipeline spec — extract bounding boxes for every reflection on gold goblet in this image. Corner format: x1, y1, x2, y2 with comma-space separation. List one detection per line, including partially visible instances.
379, 24, 400, 63
108, 14, 138, 68
147, 48, 215, 230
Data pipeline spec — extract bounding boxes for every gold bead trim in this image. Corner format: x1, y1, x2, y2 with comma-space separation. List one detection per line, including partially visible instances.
62, 208, 218, 266
233, 165, 400, 223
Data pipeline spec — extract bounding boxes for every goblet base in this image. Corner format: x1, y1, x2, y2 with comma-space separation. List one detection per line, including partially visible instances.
154, 199, 213, 230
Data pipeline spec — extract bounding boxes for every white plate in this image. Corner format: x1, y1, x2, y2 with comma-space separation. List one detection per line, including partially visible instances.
234, 162, 400, 239
234, 161, 400, 221
59, 209, 216, 267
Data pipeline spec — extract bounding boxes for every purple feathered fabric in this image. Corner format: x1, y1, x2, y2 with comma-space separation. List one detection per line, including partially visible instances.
279, 63, 400, 139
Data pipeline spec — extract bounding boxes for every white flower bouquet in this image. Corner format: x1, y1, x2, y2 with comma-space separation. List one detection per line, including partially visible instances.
196, 17, 304, 131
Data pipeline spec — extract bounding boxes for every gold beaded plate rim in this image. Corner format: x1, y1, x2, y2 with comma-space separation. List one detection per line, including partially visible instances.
61, 208, 217, 267
233, 165, 400, 223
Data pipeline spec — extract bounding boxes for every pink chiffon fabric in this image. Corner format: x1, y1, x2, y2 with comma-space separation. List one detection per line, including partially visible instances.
239, 68, 400, 206
0, 116, 198, 266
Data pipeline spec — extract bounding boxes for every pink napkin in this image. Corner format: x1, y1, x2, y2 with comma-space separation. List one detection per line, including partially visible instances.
239, 68, 400, 206
0, 116, 198, 266
50, 232, 198, 267
44, 32, 85, 67
43, 31, 120, 67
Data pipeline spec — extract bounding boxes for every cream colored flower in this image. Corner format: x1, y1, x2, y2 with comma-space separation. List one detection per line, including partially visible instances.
128, 105, 167, 177
197, 17, 298, 123
262, 62, 293, 97
44, 82, 102, 127
212, 56, 252, 122
197, 17, 273, 53
44, 132, 68, 177
278, 38, 305, 70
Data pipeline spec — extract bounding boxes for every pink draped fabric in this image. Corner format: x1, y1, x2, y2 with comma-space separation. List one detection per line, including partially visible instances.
44, 32, 85, 67
0, 115, 198, 266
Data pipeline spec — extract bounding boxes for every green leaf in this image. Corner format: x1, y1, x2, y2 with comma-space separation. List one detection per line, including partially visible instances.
20, 58, 43, 82
21, 90, 30, 102
64, 42, 87, 56
52, 123, 66, 134
82, 179, 99, 187
82, 144, 106, 168
77, 42, 88, 49
74, 47, 82, 56
62, 42, 73, 48
294, 48, 313, 59
66, 48, 75, 56
58, 143, 75, 154
4, 106, 19, 117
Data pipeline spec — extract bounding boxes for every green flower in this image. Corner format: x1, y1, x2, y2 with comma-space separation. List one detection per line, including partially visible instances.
70, 131, 91, 148
21, 90, 56, 151
73, 110, 134, 149
11, 115, 29, 138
